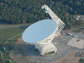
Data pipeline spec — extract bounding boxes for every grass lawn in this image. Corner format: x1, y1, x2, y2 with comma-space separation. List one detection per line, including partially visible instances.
0, 54, 3, 63
0, 28, 25, 63
0, 28, 25, 44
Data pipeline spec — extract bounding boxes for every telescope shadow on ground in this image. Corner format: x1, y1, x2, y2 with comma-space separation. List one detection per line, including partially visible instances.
8, 44, 40, 56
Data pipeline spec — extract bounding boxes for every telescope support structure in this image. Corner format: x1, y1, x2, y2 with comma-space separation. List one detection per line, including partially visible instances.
34, 5, 65, 55
34, 31, 57, 55
42, 5, 65, 34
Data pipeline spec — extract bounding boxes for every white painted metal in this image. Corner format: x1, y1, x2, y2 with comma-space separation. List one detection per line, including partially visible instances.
34, 26, 58, 55
22, 19, 57, 43
22, 5, 65, 55
34, 5, 65, 55
42, 5, 65, 33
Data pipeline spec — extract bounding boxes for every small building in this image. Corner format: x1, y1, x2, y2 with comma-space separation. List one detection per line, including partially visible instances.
74, 15, 84, 21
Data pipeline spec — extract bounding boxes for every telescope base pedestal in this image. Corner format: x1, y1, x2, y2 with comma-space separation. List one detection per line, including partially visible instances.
34, 41, 57, 55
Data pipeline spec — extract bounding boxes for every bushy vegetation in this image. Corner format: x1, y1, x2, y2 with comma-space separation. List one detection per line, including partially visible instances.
0, 0, 84, 28
79, 59, 84, 63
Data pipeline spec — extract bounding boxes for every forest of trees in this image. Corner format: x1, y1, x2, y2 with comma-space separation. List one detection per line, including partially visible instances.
0, 0, 84, 28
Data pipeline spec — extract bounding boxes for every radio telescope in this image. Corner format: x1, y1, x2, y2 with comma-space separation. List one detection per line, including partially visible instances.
22, 5, 65, 55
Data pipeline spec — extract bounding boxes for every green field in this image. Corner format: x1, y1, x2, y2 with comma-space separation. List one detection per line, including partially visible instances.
0, 55, 3, 63
0, 27, 25, 63
0, 28, 25, 44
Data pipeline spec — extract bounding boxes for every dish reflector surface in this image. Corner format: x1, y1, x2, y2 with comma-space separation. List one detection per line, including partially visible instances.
22, 19, 57, 43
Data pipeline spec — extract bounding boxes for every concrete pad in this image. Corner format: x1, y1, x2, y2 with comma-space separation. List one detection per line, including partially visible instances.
68, 38, 84, 48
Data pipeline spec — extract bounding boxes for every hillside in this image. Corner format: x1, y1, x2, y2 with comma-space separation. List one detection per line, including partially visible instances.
0, 0, 84, 28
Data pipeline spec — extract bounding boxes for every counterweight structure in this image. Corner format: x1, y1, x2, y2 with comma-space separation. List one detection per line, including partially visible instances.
34, 5, 65, 55
41, 5, 65, 35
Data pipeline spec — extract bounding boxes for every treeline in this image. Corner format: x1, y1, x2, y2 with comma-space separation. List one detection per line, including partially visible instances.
0, 0, 84, 28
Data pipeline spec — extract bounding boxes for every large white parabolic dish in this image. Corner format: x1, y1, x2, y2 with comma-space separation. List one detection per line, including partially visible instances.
22, 19, 57, 43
